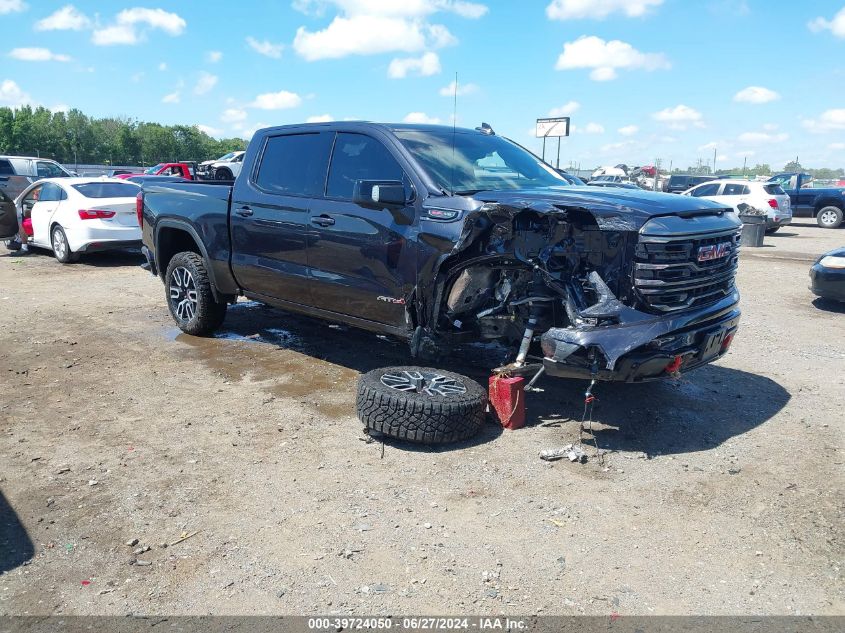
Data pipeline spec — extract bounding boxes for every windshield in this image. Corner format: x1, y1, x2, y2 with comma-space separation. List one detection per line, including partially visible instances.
218, 152, 236, 161
73, 182, 140, 198
144, 163, 165, 175
394, 130, 566, 193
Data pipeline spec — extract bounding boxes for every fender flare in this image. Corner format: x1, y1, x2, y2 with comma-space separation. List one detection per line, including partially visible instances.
154, 219, 229, 302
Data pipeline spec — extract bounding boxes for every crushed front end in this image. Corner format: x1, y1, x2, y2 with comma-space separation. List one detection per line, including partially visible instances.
420, 193, 742, 382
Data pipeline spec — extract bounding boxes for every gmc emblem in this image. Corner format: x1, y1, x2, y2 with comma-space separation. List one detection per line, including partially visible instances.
698, 242, 732, 262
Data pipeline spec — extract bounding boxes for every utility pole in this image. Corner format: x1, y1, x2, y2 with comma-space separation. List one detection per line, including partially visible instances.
743, 156, 747, 177
713, 147, 717, 175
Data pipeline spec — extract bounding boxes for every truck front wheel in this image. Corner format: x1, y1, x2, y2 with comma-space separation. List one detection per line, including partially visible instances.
165, 252, 227, 336
817, 206, 843, 229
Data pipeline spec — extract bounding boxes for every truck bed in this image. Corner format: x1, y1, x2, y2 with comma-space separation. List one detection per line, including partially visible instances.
141, 180, 239, 296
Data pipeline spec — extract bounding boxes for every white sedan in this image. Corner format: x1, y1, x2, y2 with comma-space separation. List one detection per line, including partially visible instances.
15, 178, 141, 263
682, 179, 792, 233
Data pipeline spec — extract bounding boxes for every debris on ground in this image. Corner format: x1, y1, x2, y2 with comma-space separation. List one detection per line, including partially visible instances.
169, 530, 199, 546
539, 444, 587, 463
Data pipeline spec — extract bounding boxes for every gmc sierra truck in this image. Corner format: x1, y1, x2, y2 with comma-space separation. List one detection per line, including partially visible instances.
767, 172, 845, 228
140, 122, 741, 384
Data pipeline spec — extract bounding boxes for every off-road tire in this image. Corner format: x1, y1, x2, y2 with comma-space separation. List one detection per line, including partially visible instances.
51, 225, 79, 263
165, 251, 227, 336
816, 206, 843, 229
357, 366, 487, 445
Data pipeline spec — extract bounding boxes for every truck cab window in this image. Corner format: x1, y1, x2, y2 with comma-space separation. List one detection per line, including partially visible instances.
37, 161, 65, 178
327, 133, 404, 200
255, 133, 331, 197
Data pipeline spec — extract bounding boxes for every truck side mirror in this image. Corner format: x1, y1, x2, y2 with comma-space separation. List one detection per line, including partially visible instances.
353, 180, 407, 208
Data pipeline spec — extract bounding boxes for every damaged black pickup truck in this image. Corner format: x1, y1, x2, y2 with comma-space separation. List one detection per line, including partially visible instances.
140, 122, 741, 385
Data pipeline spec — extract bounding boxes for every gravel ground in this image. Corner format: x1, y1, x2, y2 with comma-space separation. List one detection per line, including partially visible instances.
0, 221, 842, 616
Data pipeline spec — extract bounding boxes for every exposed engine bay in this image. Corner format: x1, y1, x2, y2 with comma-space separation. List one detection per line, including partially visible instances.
412, 199, 742, 382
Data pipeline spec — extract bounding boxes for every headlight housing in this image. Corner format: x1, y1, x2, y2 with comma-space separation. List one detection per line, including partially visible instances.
819, 255, 845, 269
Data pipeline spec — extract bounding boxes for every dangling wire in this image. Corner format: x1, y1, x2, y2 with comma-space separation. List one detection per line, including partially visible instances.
579, 378, 604, 464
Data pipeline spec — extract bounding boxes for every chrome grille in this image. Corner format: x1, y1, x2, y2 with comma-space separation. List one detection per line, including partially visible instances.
634, 228, 741, 312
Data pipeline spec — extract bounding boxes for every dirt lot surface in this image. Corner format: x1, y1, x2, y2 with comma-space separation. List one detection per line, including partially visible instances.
1, 221, 843, 616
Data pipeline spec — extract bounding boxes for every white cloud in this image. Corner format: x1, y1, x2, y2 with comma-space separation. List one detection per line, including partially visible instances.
221, 108, 248, 123
50, 104, 70, 113
93, 8, 186, 46
808, 6, 845, 38
0, 79, 31, 106
206, 50, 223, 63
829, 142, 845, 151
35, 5, 91, 30
389, 52, 441, 78
555, 36, 670, 81
698, 141, 719, 151
197, 124, 223, 137
652, 104, 703, 129
583, 122, 604, 134
291, 1, 480, 60
295, 16, 431, 60
618, 124, 638, 136
162, 91, 180, 104
548, 100, 579, 116
737, 131, 789, 144
92, 25, 138, 45
403, 111, 441, 124
546, 0, 663, 20
0, 0, 26, 15
735, 149, 755, 157
194, 71, 218, 95
158, 62, 167, 71
306, 114, 334, 123
733, 86, 780, 104
250, 90, 303, 110
293, 0, 488, 19
246, 36, 284, 59
802, 109, 845, 133
439, 79, 479, 96
9, 47, 71, 62
131, 71, 144, 83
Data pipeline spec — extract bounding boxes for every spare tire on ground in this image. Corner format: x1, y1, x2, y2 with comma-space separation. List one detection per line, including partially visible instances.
356, 366, 487, 445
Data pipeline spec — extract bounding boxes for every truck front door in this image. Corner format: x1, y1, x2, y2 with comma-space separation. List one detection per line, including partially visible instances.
306, 131, 418, 328
230, 131, 333, 303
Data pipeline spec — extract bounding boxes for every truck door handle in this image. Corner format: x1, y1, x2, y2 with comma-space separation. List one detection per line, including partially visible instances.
235, 206, 253, 217
311, 215, 335, 227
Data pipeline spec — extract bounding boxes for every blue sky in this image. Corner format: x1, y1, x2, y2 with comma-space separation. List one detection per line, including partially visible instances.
1, 0, 844, 170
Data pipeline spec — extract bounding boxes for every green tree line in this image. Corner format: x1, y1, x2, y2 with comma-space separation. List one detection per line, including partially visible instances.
0, 106, 246, 167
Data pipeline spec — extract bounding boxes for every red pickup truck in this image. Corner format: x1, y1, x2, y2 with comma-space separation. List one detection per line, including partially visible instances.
115, 162, 195, 180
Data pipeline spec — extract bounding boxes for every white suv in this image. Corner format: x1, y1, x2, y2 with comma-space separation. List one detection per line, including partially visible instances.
683, 179, 792, 233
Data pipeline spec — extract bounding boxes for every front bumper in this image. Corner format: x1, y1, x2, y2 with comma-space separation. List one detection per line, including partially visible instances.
810, 264, 845, 302
541, 292, 741, 382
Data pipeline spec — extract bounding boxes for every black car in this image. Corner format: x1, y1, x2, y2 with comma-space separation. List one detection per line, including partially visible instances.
664, 174, 715, 194
810, 248, 845, 302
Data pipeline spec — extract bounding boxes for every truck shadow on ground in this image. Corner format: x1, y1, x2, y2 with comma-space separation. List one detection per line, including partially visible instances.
196, 302, 790, 456
0, 491, 34, 573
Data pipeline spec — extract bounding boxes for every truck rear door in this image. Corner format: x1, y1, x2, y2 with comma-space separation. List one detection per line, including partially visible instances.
229, 130, 333, 303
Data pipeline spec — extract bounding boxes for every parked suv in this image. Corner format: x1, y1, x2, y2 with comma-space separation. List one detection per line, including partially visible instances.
682, 179, 792, 232
0, 155, 75, 200
664, 174, 715, 194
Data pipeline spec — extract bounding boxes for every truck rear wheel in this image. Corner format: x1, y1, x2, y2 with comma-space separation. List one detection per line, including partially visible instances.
356, 366, 487, 445
817, 206, 843, 229
165, 251, 227, 336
